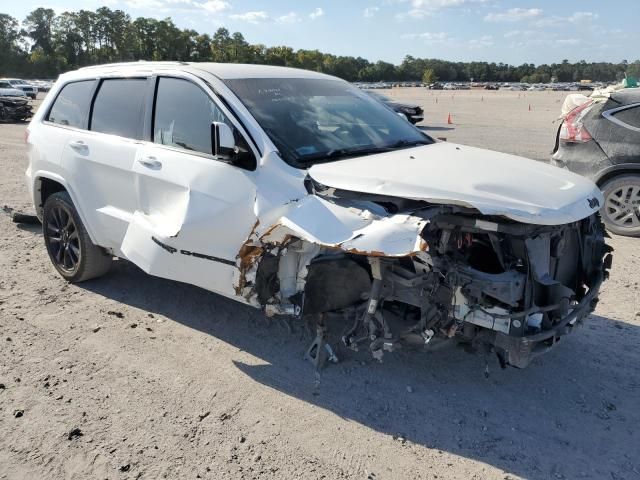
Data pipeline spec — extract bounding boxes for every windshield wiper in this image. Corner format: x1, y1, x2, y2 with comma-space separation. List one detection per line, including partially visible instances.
297, 146, 388, 164
385, 139, 432, 149
297, 139, 432, 165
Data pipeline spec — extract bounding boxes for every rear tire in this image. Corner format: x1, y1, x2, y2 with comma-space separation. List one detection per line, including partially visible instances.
43, 191, 112, 282
600, 175, 640, 237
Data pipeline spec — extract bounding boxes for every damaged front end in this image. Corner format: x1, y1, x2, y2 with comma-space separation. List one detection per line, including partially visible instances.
235, 178, 612, 370
0, 96, 33, 122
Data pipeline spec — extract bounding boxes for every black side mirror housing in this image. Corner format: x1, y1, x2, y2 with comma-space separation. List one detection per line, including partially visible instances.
210, 122, 257, 171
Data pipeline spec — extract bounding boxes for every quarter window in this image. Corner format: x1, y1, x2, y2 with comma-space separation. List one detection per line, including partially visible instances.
90, 78, 147, 139
153, 77, 230, 155
47, 80, 95, 128
613, 106, 640, 129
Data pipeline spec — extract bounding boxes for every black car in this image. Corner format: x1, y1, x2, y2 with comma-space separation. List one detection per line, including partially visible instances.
0, 96, 33, 122
365, 90, 424, 124
551, 88, 640, 236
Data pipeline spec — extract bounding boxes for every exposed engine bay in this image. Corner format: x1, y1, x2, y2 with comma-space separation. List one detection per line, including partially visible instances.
237, 179, 613, 370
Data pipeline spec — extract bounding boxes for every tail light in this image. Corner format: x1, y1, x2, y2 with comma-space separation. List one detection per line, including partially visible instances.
559, 100, 594, 143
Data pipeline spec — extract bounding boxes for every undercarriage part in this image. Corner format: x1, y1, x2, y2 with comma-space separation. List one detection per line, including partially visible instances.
305, 314, 338, 370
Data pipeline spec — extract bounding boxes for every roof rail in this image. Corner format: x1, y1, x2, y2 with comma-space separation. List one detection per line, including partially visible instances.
78, 61, 188, 70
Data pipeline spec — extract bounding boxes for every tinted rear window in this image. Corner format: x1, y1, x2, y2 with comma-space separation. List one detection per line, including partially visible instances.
47, 80, 95, 128
90, 78, 147, 139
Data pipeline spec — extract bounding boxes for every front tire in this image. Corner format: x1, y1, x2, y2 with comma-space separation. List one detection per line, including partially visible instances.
43, 191, 112, 282
600, 175, 640, 237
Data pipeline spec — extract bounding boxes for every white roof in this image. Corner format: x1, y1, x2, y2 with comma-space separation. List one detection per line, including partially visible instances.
75, 61, 336, 81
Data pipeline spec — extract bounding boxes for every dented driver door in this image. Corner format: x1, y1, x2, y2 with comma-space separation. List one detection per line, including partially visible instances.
120, 75, 258, 300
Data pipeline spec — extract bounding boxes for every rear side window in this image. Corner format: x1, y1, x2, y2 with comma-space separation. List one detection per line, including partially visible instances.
612, 105, 640, 129
153, 77, 230, 154
90, 78, 147, 139
47, 80, 95, 128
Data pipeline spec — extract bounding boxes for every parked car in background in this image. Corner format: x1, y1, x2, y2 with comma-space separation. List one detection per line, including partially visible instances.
0, 80, 32, 121
365, 90, 424, 124
551, 88, 640, 236
428, 82, 443, 90
0, 95, 33, 122
31, 80, 54, 92
1, 79, 38, 99
0, 80, 28, 98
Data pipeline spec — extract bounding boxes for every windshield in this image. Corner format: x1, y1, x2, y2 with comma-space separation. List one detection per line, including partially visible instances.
223, 77, 432, 168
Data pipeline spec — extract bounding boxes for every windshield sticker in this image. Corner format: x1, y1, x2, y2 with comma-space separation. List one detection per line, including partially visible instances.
296, 145, 318, 155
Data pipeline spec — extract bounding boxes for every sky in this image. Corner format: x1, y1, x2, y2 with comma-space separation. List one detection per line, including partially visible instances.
6, 0, 640, 65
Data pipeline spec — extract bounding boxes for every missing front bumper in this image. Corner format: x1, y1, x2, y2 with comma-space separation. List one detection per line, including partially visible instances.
490, 271, 603, 368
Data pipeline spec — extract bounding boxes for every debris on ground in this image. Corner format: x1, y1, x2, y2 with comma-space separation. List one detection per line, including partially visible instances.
1, 205, 39, 224
67, 428, 83, 440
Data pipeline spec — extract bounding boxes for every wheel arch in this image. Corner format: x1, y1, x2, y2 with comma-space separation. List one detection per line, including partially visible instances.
33, 172, 100, 245
594, 163, 640, 187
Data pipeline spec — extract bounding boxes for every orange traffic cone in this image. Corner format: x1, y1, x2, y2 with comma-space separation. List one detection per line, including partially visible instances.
447, 113, 453, 124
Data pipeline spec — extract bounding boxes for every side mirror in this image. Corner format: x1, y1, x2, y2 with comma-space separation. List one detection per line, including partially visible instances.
211, 122, 236, 159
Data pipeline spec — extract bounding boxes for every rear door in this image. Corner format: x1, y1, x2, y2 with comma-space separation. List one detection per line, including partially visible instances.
121, 74, 259, 299
61, 77, 149, 252
39, 80, 96, 194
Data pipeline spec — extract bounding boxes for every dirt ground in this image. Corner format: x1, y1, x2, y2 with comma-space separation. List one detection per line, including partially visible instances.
1, 90, 639, 480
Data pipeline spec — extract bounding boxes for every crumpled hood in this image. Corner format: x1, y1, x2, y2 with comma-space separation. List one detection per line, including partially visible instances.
308, 142, 603, 225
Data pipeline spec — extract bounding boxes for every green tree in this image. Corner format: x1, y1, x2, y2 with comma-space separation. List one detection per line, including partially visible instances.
0, 6, 636, 82
23, 8, 56, 55
422, 68, 437, 84
0, 14, 25, 75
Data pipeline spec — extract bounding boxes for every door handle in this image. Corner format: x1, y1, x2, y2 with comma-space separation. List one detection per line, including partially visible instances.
69, 140, 88, 153
138, 156, 162, 170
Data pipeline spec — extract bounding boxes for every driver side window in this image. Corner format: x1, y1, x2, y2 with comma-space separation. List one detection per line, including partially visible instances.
153, 77, 231, 155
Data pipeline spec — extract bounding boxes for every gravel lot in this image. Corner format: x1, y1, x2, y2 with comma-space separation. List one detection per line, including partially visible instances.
1, 90, 639, 480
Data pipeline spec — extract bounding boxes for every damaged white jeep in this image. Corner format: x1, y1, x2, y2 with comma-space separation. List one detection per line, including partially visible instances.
26, 62, 612, 369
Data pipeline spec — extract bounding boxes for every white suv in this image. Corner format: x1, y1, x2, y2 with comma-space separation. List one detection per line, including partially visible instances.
2, 78, 38, 99
26, 62, 611, 369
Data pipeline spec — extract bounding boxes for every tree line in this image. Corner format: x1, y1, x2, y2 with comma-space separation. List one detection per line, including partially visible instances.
1, 7, 639, 82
